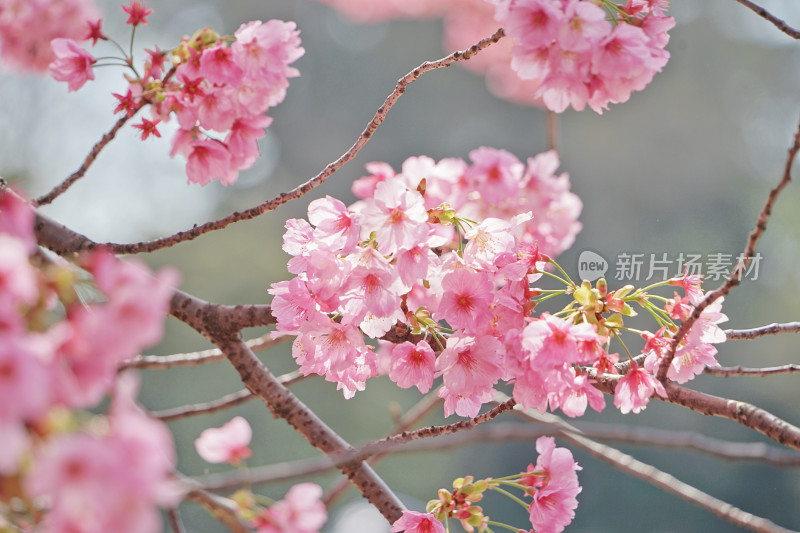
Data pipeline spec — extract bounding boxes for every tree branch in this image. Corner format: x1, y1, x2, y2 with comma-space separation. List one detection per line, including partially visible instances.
703, 364, 800, 377
731, 0, 800, 39
119, 334, 285, 371
33, 112, 139, 207
502, 393, 798, 533
99, 29, 506, 255
184, 489, 252, 533
725, 322, 800, 340
657, 114, 800, 381
151, 371, 308, 422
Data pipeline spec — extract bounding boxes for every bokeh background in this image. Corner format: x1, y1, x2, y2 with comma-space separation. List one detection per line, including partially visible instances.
2, 0, 800, 531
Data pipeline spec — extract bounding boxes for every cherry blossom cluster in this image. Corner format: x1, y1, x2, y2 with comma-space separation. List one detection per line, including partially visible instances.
46, 2, 305, 186
315, 0, 674, 112
391, 436, 581, 533
492, 0, 675, 113
194, 417, 328, 533
0, 189, 179, 532
271, 145, 728, 420
270, 148, 581, 414
0, 0, 99, 72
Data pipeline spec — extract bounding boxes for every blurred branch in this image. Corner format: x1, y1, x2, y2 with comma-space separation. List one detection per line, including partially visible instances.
657, 114, 800, 381
725, 322, 800, 340
704, 364, 800, 377
167, 507, 186, 533
546, 110, 558, 152
323, 392, 443, 507
184, 489, 252, 533
119, 334, 285, 371
194, 420, 800, 492
99, 29, 507, 255
152, 371, 307, 422
503, 393, 797, 533
33, 112, 139, 207
731, 0, 800, 39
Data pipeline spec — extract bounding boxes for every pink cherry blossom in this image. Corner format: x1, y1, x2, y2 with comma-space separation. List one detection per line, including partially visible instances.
436, 268, 494, 333
200, 43, 244, 85
358, 179, 429, 255
523, 436, 582, 533
0, 188, 36, 253
308, 196, 360, 254
0, 333, 53, 425
185, 138, 237, 186
613, 359, 667, 414
388, 341, 436, 393
253, 483, 326, 533
25, 376, 178, 533
195, 416, 253, 465
523, 313, 598, 370
0, 0, 99, 72
465, 147, 524, 205
391, 510, 445, 533
121, 0, 153, 26
49, 38, 96, 92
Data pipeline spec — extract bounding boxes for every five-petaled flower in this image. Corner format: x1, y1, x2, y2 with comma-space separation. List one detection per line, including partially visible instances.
122, 1, 154, 26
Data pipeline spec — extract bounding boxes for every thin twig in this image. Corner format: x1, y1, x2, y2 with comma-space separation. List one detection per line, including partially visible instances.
731, 0, 800, 39
546, 110, 558, 152
194, 421, 800, 492
184, 489, 252, 533
167, 507, 186, 533
323, 392, 443, 507
33, 112, 139, 206
725, 322, 800, 340
120, 334, 285, 371
704, 364, 800, 377
502, 393, 797, 533
152, 371, 307, 422
657, 115, 800, 381
100, 29, 507, 255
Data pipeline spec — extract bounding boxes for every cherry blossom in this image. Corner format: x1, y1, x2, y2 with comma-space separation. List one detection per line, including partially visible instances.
613, 359, 667, 414
522, 436, 582, 533
252, 483, 327, 533
49, 38, 96, 92
391, 511, 445, 533
195, 416, 253, 465
0, 0, 99, 72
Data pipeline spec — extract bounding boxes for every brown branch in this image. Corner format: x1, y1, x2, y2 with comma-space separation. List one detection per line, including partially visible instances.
193, 420, 800, 494
119, 334, 285, 371
567, 431, 796, 533
34, 111, 139, 207
662, 382, 800, 451
590, 372, 800, 451
152, 371, 307, 422
208, 334, 406, 523
731, 0, 800, 39
323, 392, 443, 507
703, 364, 800, 377
725, 322, 800, 340
657, 115, 800, 381
184, 489, 252, 533
167, 507, 186, 533
502, 393, 798, 533
100, 29, 507, 255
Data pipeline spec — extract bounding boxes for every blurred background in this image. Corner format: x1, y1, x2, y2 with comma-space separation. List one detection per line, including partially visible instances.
2, 0, 800, 531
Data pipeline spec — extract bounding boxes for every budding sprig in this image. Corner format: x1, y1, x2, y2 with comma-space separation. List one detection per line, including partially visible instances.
529, 257, 708, 363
